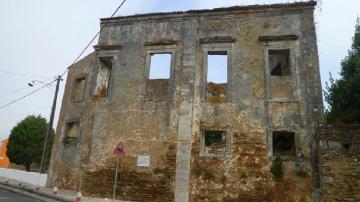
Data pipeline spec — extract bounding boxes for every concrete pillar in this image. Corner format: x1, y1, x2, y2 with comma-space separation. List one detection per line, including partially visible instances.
174, 20, 197, 202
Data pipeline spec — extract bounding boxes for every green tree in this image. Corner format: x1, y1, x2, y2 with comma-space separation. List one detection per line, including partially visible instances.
6, 115, 54, 171
325, 18, 360, 123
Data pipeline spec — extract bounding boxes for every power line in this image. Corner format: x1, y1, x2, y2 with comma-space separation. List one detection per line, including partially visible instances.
0, 78, 57, 110
0, 70, 52, 79
0, 77, 56, 99
0, 87, 30, 99
63, 0, 127, 76
0, 0, 128, 110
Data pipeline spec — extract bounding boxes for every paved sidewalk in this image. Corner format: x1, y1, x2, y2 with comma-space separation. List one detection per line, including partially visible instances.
0, 177, 126, 202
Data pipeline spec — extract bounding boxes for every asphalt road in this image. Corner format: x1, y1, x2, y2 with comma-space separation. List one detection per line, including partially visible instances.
0, 188, 42, 202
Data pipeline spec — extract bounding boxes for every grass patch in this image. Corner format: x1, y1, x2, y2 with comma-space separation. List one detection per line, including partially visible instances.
203, 170, 216, 181
135, 179, 147, 188
191, 164, 202, 177
240, 172, 247, 179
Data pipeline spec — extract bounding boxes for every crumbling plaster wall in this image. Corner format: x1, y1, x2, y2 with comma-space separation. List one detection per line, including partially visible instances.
47, 53, 96, 190
49, 19, 187, 201
189, 8, 319, 201
48, 2, 321, 202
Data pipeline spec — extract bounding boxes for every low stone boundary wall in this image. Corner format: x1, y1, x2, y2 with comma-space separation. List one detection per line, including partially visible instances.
319, 124, 360, 201
0, 168, 47, 186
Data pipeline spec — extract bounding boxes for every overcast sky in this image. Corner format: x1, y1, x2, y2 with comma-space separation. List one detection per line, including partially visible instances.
0, 0, 359, 140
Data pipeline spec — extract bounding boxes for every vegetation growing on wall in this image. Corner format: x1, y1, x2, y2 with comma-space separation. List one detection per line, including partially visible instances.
203, 170, 216, 181
270, 157, 283, 181
325, 18, 360, 123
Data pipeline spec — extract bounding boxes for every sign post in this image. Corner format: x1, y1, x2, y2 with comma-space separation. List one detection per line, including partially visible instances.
112, 142, 125, 202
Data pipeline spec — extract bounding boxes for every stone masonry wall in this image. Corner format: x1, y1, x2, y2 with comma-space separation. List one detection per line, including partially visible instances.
188, 4, 319, 201
319, 124, 360, 202
48, 2, 321, 202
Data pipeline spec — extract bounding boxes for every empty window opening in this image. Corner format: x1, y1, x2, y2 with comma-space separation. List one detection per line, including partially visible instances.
269, 50, 290, 76
342, 143, 351, 150
149, 53, 171, 79
207, 51, 227, 84
95, 57, 112, 96
100, 57, 113, 68
73, 77, 85, 102
66, 122, 80, 138
273, 131, 295, 156
203, 130, 226, 156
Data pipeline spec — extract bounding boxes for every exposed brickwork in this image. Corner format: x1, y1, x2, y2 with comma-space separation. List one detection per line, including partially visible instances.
319, 124, 360, 202
190, 130, 312, 202
83, 143, 176, 201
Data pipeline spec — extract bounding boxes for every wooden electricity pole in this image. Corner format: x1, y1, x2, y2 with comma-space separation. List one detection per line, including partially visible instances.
40, 75, 61, 173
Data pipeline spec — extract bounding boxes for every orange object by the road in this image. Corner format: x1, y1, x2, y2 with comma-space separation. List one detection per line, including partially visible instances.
0, 138, 10, 168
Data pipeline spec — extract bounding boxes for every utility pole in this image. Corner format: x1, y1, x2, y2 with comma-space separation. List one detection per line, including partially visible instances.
40, 75, 61, 173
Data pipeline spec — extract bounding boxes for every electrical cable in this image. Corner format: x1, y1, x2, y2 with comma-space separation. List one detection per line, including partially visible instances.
0, 77, 56, 99
0, 0, 128, 110
0, 78, 57, 110
62, 0, 127, 77
0, 87, 31, 99
0, 70, 52, 79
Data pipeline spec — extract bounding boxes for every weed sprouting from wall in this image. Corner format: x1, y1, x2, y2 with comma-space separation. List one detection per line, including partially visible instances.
135, 179, 147, 188
240, 172, 248, 179
203, 170, 216, 181
270, 157, 283, 181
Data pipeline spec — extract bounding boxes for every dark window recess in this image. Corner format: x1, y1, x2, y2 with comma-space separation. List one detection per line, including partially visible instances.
273, 131, 295, 156
73, 77, 85, 102
95, 57, 112, 96
342, 143, 351, 150
66, 122, 80, 138
204, 130, 226, 155
269, 50, 290, 76
149, 53, 171, 79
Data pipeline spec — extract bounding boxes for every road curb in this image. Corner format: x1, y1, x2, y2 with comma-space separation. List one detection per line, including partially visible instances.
0, 182, 73, 202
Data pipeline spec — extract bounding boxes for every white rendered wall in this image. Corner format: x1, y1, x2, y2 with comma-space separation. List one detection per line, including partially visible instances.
0, 168, 47, 186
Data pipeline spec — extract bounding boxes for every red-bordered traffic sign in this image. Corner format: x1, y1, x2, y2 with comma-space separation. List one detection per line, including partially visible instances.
113, 142, 125, 156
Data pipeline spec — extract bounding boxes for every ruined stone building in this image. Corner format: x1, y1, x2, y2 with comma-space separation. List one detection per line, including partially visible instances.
48, 1, 326, 201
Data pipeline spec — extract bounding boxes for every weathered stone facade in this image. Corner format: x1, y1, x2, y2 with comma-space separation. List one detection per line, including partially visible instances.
48, 2, 324, 201
319, 124, 360, 202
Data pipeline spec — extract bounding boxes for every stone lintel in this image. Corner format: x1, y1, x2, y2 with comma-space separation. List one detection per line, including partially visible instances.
199, 36, 236, 44
144, 40, 178, 46
258, 35, 299, 42
93, 44, 123, 51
